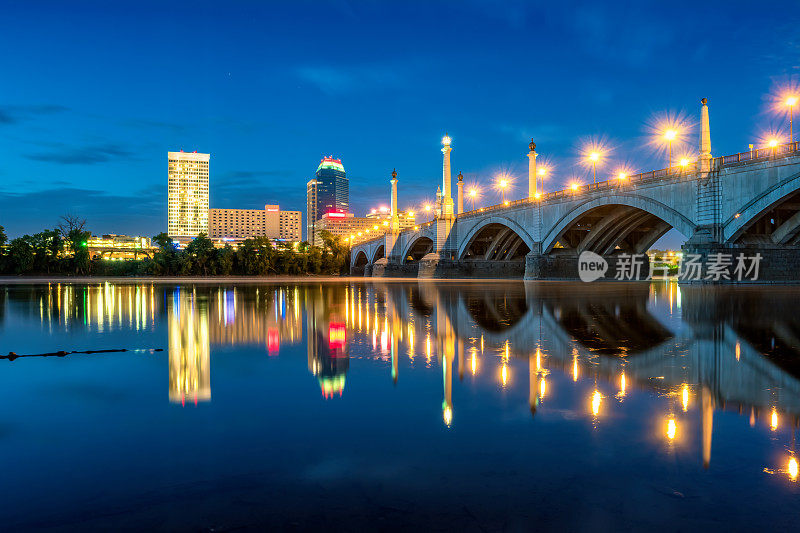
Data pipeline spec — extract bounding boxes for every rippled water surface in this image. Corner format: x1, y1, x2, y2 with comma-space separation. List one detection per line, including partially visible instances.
1, 280, 799, 531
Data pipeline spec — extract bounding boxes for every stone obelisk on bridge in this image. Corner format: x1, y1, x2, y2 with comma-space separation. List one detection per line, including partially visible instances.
457, 171, 464, 214
528, 139, 538, 197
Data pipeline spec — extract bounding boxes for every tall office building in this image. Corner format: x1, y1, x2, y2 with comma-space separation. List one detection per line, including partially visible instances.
306, 156, 349, 241
168, 151, 210, 240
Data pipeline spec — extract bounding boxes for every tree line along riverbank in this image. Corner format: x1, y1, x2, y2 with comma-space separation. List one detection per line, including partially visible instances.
0, 221, 349, 277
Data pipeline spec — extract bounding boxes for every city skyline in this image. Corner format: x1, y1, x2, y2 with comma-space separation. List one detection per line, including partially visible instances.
1, 1, 800, 250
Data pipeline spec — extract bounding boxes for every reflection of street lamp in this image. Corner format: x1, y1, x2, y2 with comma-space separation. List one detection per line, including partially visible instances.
499, 179, 509, 203
589, 152, 599, 184
666, 417, 677, 441
468, 188, 477, 210
665, 129, 676, 167
787, 97, 797, 143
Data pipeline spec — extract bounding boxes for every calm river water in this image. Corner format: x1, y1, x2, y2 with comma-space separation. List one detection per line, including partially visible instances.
1, 280, 799, 531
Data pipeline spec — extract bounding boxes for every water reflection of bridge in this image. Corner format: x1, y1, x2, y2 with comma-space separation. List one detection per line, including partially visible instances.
342, 281, 800, 470
372, 282, 800, 419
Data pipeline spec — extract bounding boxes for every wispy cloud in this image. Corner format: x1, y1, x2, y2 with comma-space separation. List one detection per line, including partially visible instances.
0, 104, 68, 125
296, 64, 403, 95
24, 143, 135, 165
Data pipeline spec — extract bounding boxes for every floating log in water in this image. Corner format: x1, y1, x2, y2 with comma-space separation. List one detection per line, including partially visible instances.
2, 348, 164, 361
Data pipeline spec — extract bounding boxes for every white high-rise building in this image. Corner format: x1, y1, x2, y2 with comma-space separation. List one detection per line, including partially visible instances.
168, 151, 210, 239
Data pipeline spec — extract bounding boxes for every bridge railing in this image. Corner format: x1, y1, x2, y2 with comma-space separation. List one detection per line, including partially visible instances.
716, 141, 799, 166
456, 140, 800, 219
457, 165, 690, 218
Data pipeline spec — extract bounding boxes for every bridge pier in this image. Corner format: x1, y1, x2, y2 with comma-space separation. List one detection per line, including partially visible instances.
372, 257, 419, 278
680, 242, 800, 283
417, 253, 459, 278
524, 250, 652, 280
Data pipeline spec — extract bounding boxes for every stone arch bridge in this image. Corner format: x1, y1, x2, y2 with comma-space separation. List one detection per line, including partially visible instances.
351, 100, 800, 282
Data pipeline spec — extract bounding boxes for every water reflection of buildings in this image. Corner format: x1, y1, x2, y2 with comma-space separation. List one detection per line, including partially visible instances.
36, 283, 159, 331
210, 287, 302, 353
307, 285, 350, 398
25, 283, 303, 405
168, 290, 210, 404
168, 286, 304, 404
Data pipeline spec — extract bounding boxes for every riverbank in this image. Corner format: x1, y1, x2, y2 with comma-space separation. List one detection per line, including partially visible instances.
0, 276, 531, 285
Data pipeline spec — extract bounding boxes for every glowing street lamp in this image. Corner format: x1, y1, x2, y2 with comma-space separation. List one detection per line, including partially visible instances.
664, 129, 677, 167
537, 167, 547, 193
589, 152, 600, 184
787, 96, 798, 143
570, 182, 580, 192
679, 157, 690, 168
617, 172, 627, 181
499, 178, 509, 203
468, 187, 478, 210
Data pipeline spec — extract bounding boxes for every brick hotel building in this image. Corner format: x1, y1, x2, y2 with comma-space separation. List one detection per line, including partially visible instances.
209, 205, 301, 243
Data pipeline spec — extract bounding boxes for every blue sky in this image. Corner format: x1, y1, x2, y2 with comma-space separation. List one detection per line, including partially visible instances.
1, 0, 799, 247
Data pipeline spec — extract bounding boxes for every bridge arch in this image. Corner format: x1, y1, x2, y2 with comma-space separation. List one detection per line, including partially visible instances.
724, 170, 800, 243
372, 244, 385, 263
351, 250, 369, 275
457, 216, 536, 261
541, 194, 695, 254
402, 235, 434, 263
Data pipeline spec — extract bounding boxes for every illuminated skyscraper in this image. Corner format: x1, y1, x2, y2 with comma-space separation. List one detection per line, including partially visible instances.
306, 156, 348, 241
168, 151, 210, 239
